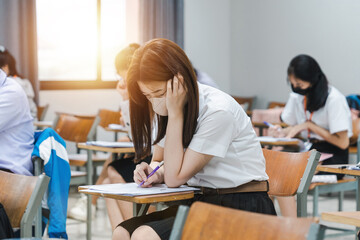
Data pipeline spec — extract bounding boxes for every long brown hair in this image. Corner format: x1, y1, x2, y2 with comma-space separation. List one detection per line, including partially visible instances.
127, 38, 199, 161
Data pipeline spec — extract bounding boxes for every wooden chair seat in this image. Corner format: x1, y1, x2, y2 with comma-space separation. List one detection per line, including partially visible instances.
170, 202, 320, 240
309, 178, 356, 190
322, 211, 360, 227
68, 153, 110, 167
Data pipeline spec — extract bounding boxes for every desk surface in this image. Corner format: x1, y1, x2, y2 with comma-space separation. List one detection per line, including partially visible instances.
78, 186, 194, 204
316, 164, 360, 177
33, 121, 53, 128
259, 140, 299, 146
104, 127, 128, 133
322, 211, 360, 227
252, 122, 288, 128
77, 143, 135, 153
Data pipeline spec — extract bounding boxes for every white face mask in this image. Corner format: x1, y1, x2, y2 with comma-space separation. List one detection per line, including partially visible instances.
149, 97, 168, 116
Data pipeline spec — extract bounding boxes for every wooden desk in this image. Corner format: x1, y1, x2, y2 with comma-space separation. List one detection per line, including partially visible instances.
77, 143, 135, 240
317, 164, 360, 212
322, 211, 360, 228
33, 121, 53, 129
252, 121, 288, 136
104, 126, 128, 141
79, 185, 194, 216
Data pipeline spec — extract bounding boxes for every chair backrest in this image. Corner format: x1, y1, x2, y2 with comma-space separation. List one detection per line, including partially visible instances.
267, 101, 286, 109
231, 95, 256, 111
98, 108, 121, 129
171, 202, 319, 240
264, 148, 320, 217
0, 171, 49, 230
36, 104, 49, 121
54, 112, 98, 142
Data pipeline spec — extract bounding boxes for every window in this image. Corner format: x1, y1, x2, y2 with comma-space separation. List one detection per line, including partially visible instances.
36, 0, 138, 90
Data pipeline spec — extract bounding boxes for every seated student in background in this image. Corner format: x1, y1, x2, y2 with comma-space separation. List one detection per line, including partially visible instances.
269, 54, 352, 217
112, 38, 276, 240
68, 43, 153, 228
0, 46, 37, 119
0, 69, 34, 175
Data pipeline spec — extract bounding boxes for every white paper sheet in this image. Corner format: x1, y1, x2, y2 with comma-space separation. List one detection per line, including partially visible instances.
108, 124, 126, 130
86, 141, 134, 148
83, 183, 199, 196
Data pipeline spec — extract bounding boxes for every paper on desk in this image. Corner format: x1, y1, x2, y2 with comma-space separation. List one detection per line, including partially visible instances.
319, 153, 333, 162
108, 124, 126, 130
311, 175, 337, 183
84, 183, 199, 196
257, 136, 307, 151
86, 141, 134, 148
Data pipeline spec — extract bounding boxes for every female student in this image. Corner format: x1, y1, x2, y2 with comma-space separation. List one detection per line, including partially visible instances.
269, 54, 352, 217
112, 38, 276, 240
0, 46, 37, 119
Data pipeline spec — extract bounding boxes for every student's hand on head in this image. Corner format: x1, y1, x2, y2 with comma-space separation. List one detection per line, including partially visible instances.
166, 74, 187, 117
134, 162, 162, 188
116, 79, 129, 100
268, 125, 286, 138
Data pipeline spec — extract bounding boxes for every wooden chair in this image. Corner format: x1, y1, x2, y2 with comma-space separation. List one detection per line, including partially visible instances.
169, 202, 321, 240
53, 112, 105, 184
36, 104, 49, 121
263, 148, 320, 217
98, 108, 122, 141
0, 171, 50, 238
231, 95, 256, 112
308, 134, 360, 217
267, 101, 286, 109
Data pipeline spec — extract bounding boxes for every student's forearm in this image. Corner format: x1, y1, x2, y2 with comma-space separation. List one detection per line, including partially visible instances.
164, 113, 185, 187
307, 122, 349, 149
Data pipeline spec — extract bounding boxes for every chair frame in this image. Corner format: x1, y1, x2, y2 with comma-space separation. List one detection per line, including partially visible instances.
308, 134, 360, 217
0, 172, 50, 238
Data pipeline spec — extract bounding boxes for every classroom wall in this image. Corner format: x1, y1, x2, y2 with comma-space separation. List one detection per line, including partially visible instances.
230, 0, 360, 108
183, 0, 231, 92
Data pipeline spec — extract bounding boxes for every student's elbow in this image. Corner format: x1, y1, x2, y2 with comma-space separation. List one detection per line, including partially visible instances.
164, 175, 185, 188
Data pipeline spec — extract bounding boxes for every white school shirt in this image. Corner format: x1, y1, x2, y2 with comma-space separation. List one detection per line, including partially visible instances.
0, 70, 34, 175
281, 86, 352, 140
158, 83, 268, 188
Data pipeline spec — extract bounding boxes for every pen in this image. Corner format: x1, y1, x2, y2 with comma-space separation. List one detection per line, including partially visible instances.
263, 121, 275, 128
139, 161, 164, 187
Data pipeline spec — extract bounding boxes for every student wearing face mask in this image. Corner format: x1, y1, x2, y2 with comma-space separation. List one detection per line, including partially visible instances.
268, 54, 352, 217
112, 38, 276, 240
271, 54, 352, 175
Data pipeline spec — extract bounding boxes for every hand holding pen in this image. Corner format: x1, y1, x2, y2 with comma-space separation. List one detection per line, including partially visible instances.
264, 121, 285, 137
134, 161, 164, 187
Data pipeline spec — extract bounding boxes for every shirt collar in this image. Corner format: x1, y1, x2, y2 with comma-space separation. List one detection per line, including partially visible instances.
0, 69, 6, 87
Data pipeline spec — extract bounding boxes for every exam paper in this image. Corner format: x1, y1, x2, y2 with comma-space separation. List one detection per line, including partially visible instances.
108, 124, 126, 130
84, 183, 199, 196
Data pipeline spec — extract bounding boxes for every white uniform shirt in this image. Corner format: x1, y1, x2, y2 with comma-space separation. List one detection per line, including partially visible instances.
0, 70, 34, 175
158, 83, 268, 188
281, 86, 352, 140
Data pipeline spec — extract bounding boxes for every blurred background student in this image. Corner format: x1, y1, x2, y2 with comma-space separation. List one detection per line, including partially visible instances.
269, 54, 352, 216
0, 46, 37, 119
68, 43, 153, 230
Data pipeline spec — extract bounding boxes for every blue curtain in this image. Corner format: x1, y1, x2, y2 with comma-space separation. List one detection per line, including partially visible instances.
139, 0, 184, 49
0, 0, 39, 103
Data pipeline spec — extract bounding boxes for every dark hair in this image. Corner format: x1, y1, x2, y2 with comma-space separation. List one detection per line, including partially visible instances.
0, 47, 20, 77
127, 38, 199, 161
287, 54, 329, 112
114, 43, 141, 71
